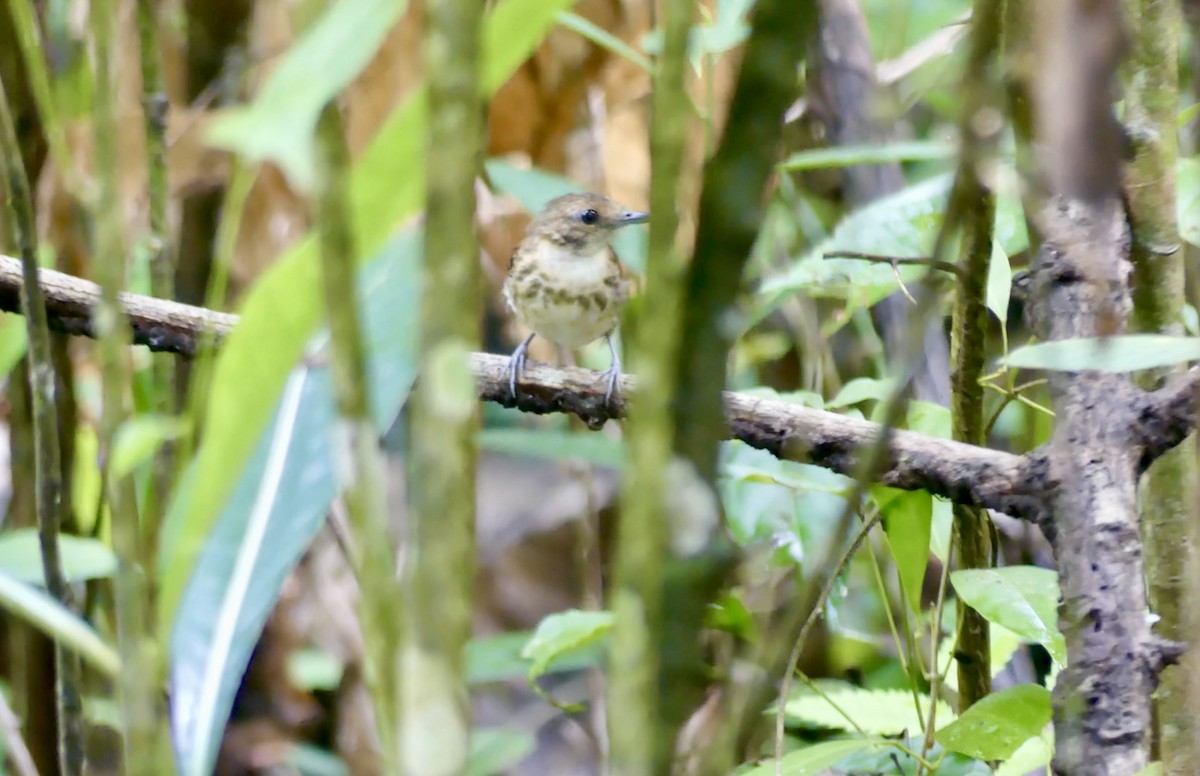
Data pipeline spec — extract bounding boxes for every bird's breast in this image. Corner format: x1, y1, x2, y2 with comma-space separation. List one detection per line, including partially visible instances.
504, 243, 626, 348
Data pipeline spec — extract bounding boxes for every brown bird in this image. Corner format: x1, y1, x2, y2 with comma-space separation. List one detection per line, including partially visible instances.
503, 193, 649, 406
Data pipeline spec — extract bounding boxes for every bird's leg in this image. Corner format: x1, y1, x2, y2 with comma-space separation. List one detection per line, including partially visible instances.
508, 332, 536, 401
601, 332, 622, 408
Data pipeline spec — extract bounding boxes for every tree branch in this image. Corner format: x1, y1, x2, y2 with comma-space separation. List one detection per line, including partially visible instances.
0, 252, 1195, 527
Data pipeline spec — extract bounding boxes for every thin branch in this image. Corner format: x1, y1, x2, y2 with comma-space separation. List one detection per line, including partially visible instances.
0, 65, 84, 776
822, 250, 966, 279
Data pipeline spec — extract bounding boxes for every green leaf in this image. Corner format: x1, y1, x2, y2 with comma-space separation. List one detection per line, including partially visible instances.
742, 738, 889, 776
467, 728, 537, 776
0, 569, 120, 677
522, 609, 614, 710
951, 566, 1065, 664
159, 0, 576, 653
555, 11, 651, 72
1179, 157, 1200, 247
1134, 764, 1164, 776
0, 529, 117, 585
1003, 335, 1200, 373
109, 414, 189, 481
0, 313, 28, 376
904, 400, 951, 439
286, 649, 344, 692
466, 630, 603, 685
478, 427, 625, 468
995, 727, 1054, 776
207, 0, 409, 192
874, 487, 932, 613
827, 377, 896, 409
759, 174, 952, 310
782, 684, 954, 735
936, 684, 1052, 761
167, 236, 421, 776
779, 141, 955, 171
986, 242, 1012, 324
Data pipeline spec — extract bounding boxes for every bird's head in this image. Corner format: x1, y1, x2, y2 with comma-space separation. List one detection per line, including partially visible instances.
527, 193, 649, 255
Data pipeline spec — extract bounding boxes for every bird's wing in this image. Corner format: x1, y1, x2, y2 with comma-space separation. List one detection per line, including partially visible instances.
609, 246, 644, 299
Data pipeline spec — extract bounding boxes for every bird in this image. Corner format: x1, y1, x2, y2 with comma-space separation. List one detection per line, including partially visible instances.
502, 192, 649, 407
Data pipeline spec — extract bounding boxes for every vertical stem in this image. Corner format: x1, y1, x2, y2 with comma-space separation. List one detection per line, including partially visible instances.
0, 70, 85, 776
313, 103, 402, 771
136, 0, 177, 549
947, 0, 1004, 710
608, 0, 691, 772
89, 1, 159, 772
1122, 0, 1195, 769
402, 0, 484, 773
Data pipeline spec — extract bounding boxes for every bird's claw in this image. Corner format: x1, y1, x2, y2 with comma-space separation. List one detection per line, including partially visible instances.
507, 336, 532, 402
601, 364, 621, 409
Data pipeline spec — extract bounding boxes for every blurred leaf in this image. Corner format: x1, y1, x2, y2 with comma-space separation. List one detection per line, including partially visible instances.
207, 0, 409, 192
109, 414, 189, 481
742, 738, 889, 776
286, 744, 348, 776
479, 427, 625, 468
167, 235, 420, 776
0, 314, 28, 377
951, 566, 1065, 664
936, 684, 1052, 760
706, 591, 758, 642
0, 570, 119, 678
827, 377, 896, 409
522, 609, 614, 711
287, 649, 344, 692
903, 400, 951, 439
0, 529, 117, 585
72, 425, 101, 537
468, 728, 537, 776
1134, 764, 1165, 776
782, 684, 954, 735
986, 242, 1012, 325
1178, 157, 1200, 247
485, 159, 648, 273
466, 630, 602, 685
555, 11, 651, 72
995, 727, 1054, 776
873, 487, 932, 613
1003, 335, 1200, 373
780, 141, 955, 171
161, 0, 575, 658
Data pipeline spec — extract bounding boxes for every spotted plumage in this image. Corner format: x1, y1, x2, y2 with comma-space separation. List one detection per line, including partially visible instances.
502, 193, 648, 406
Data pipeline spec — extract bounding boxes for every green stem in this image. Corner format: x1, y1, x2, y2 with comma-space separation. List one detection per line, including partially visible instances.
314, 103, 402, 771
1122, 0, 1194, 768
608, 0, 691, 772
0, 67, 85, 776
401, 0, 485, 772
89, 1, 160, 772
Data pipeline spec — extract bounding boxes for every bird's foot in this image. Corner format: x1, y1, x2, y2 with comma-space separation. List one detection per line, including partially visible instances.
507, 336, 533, 402
601, 363, 621, 410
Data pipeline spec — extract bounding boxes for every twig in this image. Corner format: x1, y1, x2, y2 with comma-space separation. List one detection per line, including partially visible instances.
823, 250, 966, 279
0, 66, 85, 776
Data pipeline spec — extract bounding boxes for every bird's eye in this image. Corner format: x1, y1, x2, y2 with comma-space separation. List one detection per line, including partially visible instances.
580, 209, 600, 225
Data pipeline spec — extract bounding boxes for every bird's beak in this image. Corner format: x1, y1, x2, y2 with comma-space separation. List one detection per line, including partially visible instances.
616, 210, 650, 226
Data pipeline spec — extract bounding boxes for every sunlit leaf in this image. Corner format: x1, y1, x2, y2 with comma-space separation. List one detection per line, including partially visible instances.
742, 738, 889, 776
782, 684, 954, 735
873, 487, 932, 613
109, 414, 190, 482
951, 566, 1065, 664
0, 570, 119, 677
0, 529, 117, 585
936, 684, 1052, 761
995, 727, 1054, 776
466, 630, 603, 686
780, 141, 955, 171
1003, 335, 1200, 373
986, 242, 1012, 324
468, 728, 537, 776
827, 377, 896, 409
207, 0, 409, 192
522, 609, 614, 710
0, 313, 28, 377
